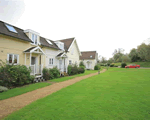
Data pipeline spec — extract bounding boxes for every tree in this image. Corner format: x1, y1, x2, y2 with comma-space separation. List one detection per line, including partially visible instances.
122, 54, 131, 63
129, 48, 140, 62
112, 48, 125, 62
107, 57, 114, 63
137, 43, 148, 61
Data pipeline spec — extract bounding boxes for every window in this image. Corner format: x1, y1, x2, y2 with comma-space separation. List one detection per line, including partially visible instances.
71, 47, 74, 55
46, 39, 52, 45
32, 34, 38, 45
69, 60, 72, 65
60, 43, 64, 50
7, 54, 19, 64
49, 58, 54, 65
5, 24, 17, 33
90, 55, 92, 58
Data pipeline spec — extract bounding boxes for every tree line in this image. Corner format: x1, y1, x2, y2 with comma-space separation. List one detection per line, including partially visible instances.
99, 42, 150, 63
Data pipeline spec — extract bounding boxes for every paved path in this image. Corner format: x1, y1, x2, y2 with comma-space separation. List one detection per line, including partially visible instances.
0, 69, 106, 119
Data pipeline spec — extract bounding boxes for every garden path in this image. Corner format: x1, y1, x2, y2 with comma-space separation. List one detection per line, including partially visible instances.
0, 69, 106, 119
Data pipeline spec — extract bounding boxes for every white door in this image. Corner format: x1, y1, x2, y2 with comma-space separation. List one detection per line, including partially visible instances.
31, 57, 37, 73
59, 60, 62, 71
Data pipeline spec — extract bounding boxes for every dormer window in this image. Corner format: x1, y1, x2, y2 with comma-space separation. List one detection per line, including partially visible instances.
90, 55, 92, 58
32, 34, 38, 45
5, 24, 17, 33
46, 39, 53, 45
55, 41, 64, 50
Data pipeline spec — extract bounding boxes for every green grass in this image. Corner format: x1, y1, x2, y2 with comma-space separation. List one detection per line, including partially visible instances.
0, 82, 51, 100
50, 69, 99, 82
0, 69, 102, 100
4, 68, 150, 120
113, 62, 150, 67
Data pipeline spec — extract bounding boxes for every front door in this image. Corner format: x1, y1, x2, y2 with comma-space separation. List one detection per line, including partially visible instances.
59, 60, 62, 71
31, 57, 36, 73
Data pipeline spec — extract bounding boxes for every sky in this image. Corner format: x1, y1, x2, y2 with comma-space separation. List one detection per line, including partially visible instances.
1, 0, 150, 60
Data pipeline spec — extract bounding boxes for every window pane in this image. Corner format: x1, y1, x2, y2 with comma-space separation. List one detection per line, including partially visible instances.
9, 54, 13, 63
49, 59, 51, 64
35, 35, 37, 44
14, 55, 18, 63
5, 24, 17, 33
32, 34, 35, 42
52, 59, 53, 64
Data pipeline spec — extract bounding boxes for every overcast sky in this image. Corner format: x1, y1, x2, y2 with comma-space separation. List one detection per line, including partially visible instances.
1, 0, 150, 60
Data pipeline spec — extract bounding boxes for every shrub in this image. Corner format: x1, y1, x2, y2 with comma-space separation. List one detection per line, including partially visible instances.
121, 63, 127, 68
67, 65, 72, 75
94, 65, 100, 70
79, 61, 85, 67
0, 86, 8, 92
0, 60, 32, 87
110, 63, 115, 67
49, 67, 60, 79
71, 64, 78, 75
78, 66, 85, 73
42, 68, 50, 80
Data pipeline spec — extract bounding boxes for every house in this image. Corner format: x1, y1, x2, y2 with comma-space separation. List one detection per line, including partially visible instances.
80, 51, 98, 70
0, 20, 81, 78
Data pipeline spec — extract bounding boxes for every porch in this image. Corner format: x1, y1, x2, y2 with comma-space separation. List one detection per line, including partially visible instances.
56, 52, 68, 75
24, 46, 45, 76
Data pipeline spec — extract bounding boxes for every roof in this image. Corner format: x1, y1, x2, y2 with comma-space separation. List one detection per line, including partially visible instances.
40, 37, 60, 50
57, 37, 74, 51
24, 47, 36, 52
57, 52, 64, 57
0, 21, 33, 42
80, 51, 97, 60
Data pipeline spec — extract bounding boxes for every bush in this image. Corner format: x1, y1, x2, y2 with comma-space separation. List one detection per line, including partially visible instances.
71, 64, 78, 75
121, 63, 127, 68
49, 67, 60, 79
43, 67, 60, 80
78, 66, 85, 74
67, 65, 72, 75
68, 64, 85, 75
79, 61, 85, 67
42, 68, 50, 80
0, 60, 32, 88
110, 64, 114, 67
0, 86, 8, 92
94, 65, 100, 70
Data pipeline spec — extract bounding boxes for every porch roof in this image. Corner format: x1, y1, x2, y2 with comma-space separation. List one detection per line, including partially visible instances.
24, 46, 45, 54
56, 52, 67, 58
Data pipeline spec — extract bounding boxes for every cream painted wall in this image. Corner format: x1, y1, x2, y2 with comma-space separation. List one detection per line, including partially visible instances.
0, 34, 42, 66
66, 40, 80, 66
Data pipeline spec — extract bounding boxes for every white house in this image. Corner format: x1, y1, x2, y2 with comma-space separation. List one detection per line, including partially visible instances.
40, 37, 81, 74
80, 51, 98, 70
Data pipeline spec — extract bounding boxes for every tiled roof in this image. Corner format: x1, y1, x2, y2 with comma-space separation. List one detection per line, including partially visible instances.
0, 21, 33, 42
80, 51, 97, 60
40, 37, 60, 50
57, 38, 74, 51
24, 47, 36, 52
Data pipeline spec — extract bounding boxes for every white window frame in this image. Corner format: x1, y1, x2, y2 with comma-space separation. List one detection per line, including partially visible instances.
7, 54, 19, 65
71, 47, 74, 55
31, 34, 38, 45
49, 58, 54, 65
69, 60, 72, 65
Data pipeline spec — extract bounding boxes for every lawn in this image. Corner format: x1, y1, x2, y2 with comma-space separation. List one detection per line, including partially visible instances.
50, 69, 99, 82
0, 69, 101, 100
4, 68, 150, 120
113, 62, 150, 67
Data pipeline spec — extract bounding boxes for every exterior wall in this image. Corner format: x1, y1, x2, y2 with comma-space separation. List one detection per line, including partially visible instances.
0, 34, 42, 66
42, 47, 62, 69
0, 34, 30, 65
80, 59, 97, 70
66, 40, 80, 66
